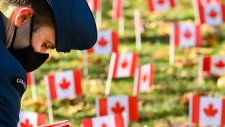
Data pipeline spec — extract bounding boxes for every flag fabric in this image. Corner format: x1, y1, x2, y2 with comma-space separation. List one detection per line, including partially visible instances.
38, 120, 72, 127
196, 0, 221, 5
147, 0, 177, 12
170, 23, 202, 47
27, 72, 35, 87
113, 0, 123, 21
82, 113, 127, 127
86, 0, 100, 12
134, 63, 154, 94
196, 3, 225, 26
96, 95, 138, 122
189, 96, 225, 126
111, 52, 138, 78
88, 30, 119, 54
202, 56, 225, 74
18, 111, 47, 127
45, 70, 82, 101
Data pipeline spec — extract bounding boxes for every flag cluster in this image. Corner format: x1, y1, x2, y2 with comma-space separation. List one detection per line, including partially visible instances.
21, 0, 225, 126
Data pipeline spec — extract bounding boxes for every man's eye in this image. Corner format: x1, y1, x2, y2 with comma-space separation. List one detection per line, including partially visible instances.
42, 43, 54, 49
42, 43, 48, 48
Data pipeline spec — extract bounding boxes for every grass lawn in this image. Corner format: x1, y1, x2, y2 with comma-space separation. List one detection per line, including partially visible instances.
21, 0, 225, 126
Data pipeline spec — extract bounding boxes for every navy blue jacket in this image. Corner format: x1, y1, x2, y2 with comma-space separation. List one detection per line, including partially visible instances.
0, 15, 27, 126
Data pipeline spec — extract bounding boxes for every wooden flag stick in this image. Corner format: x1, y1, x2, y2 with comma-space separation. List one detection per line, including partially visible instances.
119, 0, 124, 35
192, 0, 200, 24
133, 67, 139, 96
105, 53, 116, 96
83, 50, 89, 76
134, 9, 142, 51
96, 0, 102, 28
189, 96, 192, 127
198, 55, 204, 84
44, 76, 54, 123
29, 72, 37, 102
119, 17, 124, 36
169, 28, 175, 66
175, 0, 182, 21
31, 84, 37, 102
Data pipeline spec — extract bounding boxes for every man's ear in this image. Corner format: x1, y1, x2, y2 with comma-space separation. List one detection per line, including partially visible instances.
15, 8, 33, 27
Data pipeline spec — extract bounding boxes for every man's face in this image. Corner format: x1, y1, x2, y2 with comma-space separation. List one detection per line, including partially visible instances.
31, 26, 55, 53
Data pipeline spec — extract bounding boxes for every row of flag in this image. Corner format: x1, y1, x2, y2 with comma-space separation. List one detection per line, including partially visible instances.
87, 0, 225, 26
20, 0, 225, 126
19, 95, 225, 126
24, 52, 225, 126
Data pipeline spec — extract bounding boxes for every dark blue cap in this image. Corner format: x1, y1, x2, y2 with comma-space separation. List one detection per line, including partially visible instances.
47, 0, 97, 52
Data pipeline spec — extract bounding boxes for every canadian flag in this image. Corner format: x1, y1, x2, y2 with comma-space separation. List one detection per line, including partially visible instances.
86, 0, 100, 12
202, 56, 225, 74
170, 23, 202, 47
189, 96, 225, 126
18, 111, 47, 127
147, 0, 177, 12
197, 3, 225, 26
27, 72, 35, 87
82, 113, 127, 127
45, 70, 82, 101
96, 96, 138, 122
134, 63, 154, 95
113, 0, 123, 21
111, 52, 138, 78
196, 0, 221, 5
88, 30, 119, 54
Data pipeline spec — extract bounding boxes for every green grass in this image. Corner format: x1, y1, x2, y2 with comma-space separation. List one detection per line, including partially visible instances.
21, 0, 225, 126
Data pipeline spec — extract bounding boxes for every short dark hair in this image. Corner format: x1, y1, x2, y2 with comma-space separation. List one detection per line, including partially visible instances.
0, 0, 54, 31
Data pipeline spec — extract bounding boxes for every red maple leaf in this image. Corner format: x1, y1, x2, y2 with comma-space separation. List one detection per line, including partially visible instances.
209, 9, 217, 18
206, 0, 211, 3
121, 59, 128, 69
206, 0, 220, 3
142, 73, 148, 82
98, 37, 108, 47
215, 60, 225, 68
102, 123, 108, 127
59, 78, 70, 90
111, 102, 125, 114
21, 119, 33, 127
183, 29, 192, 39
204, 103, 218, 117
158, 0, 165, 5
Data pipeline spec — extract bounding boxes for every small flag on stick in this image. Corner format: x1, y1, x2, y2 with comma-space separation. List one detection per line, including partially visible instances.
96, 95, 139, 122
45, 70, 82, 123
193, 0, 225, 26
88, 30, 119, 54
82, 113, 127, 127
105, 52, 138, 95
147, 0, 177, 12
18, 110, 47, 127
189, 96, 225, 126
169, 22, 202, 65
133, 63, 154, 95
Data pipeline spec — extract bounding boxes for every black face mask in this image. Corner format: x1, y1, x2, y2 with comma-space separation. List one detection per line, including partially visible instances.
8, 18, 49, 72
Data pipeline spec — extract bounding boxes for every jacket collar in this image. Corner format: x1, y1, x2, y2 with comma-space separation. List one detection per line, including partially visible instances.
0, 13, 6, 43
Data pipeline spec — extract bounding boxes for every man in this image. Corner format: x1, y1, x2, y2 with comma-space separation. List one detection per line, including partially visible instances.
0, 0, 97, 126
